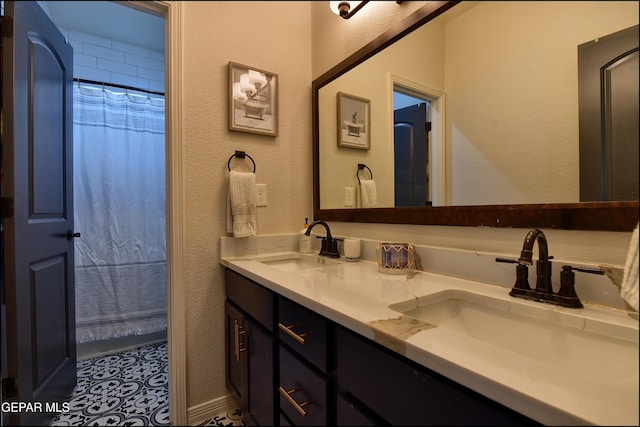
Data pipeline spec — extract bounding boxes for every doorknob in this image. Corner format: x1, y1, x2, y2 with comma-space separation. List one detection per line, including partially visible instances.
66, 231, 81, 241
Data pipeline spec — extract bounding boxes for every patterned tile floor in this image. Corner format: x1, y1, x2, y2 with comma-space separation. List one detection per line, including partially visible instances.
50, 341, 244, 426
197, 408, 245, 427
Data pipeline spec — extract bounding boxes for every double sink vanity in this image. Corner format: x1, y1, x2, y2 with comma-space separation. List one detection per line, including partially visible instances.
219, 0, 639, 424
220, 234, 639, 426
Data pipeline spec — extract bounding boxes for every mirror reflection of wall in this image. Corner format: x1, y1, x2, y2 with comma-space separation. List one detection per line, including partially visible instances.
318, 1, 639, 210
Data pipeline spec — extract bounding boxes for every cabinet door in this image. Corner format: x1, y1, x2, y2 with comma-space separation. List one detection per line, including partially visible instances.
226, 301, 275, 426
225, 302, 248, 413
246, 320, 274, 426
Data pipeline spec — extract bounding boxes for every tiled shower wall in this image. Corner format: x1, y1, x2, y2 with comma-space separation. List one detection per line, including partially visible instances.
56, 26, 165, 93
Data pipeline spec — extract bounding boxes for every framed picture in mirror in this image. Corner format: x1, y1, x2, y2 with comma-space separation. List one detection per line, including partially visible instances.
337, 92, 370, 149
228, 61, 278, 136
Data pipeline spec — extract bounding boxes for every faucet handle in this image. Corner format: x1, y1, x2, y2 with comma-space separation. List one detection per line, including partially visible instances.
571, 265, 604, 275
557, 265, 604, 308
558, 266, 582, 308
495, 258, 531, 293
496, 257, 522, 265
316, 235, 340, 258
513, 263, 531, 292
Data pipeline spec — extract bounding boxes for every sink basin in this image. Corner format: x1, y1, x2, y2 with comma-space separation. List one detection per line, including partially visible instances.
258, 254, 339, 272
389, 290, 638, 382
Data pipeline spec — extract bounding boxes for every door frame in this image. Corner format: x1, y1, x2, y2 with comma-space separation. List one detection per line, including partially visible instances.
578, 24, 639, 202
126, 1, 187, 425
389, 73, 446, 206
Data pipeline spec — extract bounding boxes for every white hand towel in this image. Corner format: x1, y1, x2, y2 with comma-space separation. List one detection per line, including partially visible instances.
620, 222, 639, 311
226, 171, 257, 238
359, 179, 377, 208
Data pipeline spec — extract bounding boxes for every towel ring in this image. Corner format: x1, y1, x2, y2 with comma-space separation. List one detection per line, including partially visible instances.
356, 163, 373, 183
227, 151, 256, 173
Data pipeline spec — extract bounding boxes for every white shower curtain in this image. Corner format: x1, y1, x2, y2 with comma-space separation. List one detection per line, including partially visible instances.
73, 85, 167, 343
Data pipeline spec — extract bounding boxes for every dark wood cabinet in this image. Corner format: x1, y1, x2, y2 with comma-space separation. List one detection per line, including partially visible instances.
246, 319, 274, 425
225, 301, 247, 412
277, 296, 331, 425
278, 297, 328, 372
336, 393, 378, 426
225, 269, 276, 426
278, 345, 328, 426
335, 326, 537, 426
224, 267, 538, 426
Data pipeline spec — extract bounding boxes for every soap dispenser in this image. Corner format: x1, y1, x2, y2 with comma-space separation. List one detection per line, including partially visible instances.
298, 218, 312, 253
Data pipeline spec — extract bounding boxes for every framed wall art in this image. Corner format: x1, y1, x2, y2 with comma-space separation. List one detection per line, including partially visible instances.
228, 61, 278, 136
337, 91, 370, 149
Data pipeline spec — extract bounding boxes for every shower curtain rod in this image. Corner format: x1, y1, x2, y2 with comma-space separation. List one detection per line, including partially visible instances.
73, 78, 165, 96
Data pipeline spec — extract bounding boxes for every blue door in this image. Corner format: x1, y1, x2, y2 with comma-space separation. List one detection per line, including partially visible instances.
1, 2, 76, 425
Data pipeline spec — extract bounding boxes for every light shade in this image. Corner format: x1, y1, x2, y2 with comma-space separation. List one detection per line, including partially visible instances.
329, 1, 368, 19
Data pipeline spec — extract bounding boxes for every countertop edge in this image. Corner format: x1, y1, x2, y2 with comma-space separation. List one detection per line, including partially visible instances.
220, 256, 624, 426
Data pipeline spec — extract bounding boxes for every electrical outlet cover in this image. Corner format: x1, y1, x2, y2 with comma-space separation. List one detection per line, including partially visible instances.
256, 183, 267, 206
344, 187, 355, 207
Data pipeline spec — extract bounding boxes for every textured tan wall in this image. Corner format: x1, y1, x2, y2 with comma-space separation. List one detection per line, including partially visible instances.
180, 0, 636, 412
182, 1, 312, 407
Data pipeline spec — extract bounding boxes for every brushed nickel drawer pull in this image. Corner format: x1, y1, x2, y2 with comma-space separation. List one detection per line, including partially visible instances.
279, 386, 310, 416
278, 322, 308, 344
234, 320, 247, 362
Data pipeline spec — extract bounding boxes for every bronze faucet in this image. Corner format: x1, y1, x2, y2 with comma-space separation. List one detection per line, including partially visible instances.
305, 220, 340, 258
518, 228, 553, 295
496, 228, 603, 309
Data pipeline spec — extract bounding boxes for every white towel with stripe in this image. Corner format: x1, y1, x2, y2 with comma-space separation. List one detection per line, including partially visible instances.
620, 222, 639, 311
359, 179, 377, 208
226, 171, 257, 238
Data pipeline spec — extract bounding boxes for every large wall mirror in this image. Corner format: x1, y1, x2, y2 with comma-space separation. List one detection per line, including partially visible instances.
313, 0, 639, 231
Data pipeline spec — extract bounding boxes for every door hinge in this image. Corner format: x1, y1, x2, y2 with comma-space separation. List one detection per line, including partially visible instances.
2, 377, 18, 400
1, 16, 13, 39
1, 197, 14, 219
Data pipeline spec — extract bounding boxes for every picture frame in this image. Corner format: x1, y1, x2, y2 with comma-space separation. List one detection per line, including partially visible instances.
228, 62, 278, 136
337, 91, 370, 150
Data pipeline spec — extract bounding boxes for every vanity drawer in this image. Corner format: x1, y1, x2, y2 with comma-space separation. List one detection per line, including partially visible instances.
279, 345, 327, 426
278, 297, 327, 372
336, 326, 535, 426
225, 268, 274, 332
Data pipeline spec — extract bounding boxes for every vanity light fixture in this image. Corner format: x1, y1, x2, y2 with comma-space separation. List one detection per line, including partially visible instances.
330, 1, 369, 19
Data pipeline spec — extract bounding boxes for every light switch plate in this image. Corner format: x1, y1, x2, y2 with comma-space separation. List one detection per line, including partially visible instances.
256, 183, 267, 206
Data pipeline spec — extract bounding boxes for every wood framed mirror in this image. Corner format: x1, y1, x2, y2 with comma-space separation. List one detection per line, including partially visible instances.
312, 1, 638, 231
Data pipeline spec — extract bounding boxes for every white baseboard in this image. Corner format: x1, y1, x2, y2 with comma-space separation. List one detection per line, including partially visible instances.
187, 394, 237, 425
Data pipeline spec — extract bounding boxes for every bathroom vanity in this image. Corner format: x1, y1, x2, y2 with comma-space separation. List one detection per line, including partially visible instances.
221, 236, 639, 426
225, 268, 533, 426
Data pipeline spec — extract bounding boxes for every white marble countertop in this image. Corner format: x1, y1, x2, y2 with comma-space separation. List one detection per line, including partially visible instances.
220, 241, 638, 426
